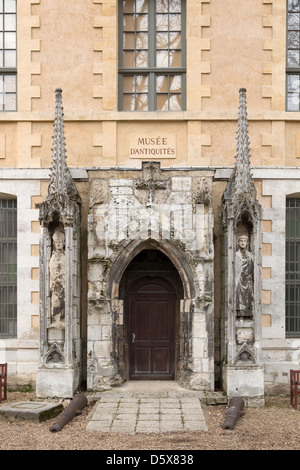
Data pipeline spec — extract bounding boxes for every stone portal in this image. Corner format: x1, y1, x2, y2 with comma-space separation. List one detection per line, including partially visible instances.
87, 162, 215, 392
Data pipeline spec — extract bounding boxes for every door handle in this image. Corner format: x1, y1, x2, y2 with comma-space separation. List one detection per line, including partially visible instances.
132, 333, 135, 343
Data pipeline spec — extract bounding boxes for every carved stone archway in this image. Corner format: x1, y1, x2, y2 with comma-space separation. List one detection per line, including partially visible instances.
87, 163, 215, 392
107, 237, 196, 301
107, 238, 195, 385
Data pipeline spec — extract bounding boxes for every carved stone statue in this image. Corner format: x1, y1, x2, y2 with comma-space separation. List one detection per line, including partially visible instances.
49, 229, 65, 326
235, 234, 254, 318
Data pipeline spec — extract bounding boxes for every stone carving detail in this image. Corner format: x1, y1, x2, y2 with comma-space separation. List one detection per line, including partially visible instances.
49, 228, 66, 325
224, 89, 256, 203
233, 344, 256, 365
39, 89, 81, 227
91, 162, 213, 254
194, 178, 212, 206
236, 327, 254, 345
135, 161, 169, 207
46, 343, 64, 364
235, 234, 254, 318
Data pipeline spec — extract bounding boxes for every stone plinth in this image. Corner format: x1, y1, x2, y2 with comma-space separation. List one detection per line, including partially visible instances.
36, 367, 80, 398
223, 364, 265, 406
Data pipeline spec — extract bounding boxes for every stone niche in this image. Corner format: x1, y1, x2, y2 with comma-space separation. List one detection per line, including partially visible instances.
87, 162, 215, 392
37, 216, 81, 398
221, 202, 265, 405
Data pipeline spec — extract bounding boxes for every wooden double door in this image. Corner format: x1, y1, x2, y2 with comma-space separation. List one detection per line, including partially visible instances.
128, 276, 176, 380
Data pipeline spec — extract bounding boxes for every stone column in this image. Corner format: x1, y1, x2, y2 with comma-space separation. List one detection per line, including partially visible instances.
36, 89, 82, 398
221, 89, 264, 406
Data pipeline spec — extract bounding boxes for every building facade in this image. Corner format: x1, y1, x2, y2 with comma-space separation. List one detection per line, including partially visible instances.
0, 0, 300, 402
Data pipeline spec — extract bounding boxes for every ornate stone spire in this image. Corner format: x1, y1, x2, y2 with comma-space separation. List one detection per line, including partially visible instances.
234, 88, 254, 194
48, 89, 78, 203
224, 88, 256, 202
39, 89, 81, 225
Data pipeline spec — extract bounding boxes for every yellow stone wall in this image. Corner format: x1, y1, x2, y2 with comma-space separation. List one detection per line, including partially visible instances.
0, 0, 295, 171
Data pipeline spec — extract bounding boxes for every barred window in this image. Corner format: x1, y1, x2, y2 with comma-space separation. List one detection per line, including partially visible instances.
0, 0, 17, 111
286, 198, 300, 336
119, 0, 186, 111
0, 198, 17, 338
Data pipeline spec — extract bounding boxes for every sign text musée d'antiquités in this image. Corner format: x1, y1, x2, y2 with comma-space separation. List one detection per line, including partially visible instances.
129, 134, 176, 158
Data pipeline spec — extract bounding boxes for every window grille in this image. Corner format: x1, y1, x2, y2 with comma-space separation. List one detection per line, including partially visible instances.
0, 0, 17, 111
286, 198, 300, 336
0, 198, 17, 338
118, 0, 186, 111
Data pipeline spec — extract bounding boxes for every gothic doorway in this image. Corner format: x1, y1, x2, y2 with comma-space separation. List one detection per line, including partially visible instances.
120, 249, 183, 381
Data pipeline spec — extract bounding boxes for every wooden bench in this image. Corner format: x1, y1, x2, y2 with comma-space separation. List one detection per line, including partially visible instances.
290, 369, 300, 410
0, 363, 7, 403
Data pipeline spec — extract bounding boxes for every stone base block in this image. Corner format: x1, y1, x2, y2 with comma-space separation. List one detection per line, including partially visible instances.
222, 364, 265, 406
188, 371, 215, 391
36, 366, 80, 398
0, 401, 63, 423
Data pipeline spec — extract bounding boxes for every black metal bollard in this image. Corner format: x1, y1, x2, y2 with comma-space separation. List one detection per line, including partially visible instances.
49, 393, 88, 432
222, 397, 245, 430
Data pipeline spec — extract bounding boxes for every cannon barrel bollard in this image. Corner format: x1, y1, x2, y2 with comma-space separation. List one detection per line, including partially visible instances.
49, 393, 88, 432
222, 397, 245, 430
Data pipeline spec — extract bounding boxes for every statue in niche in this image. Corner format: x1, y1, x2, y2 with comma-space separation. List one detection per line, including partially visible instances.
49, 228, 65, 326
235, 234, 254, 318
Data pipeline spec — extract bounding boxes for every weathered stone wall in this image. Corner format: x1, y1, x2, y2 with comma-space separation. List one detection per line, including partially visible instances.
87, 163, 215, 391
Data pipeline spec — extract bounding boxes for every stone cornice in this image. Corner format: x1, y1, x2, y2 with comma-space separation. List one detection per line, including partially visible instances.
1, 111, 300, 122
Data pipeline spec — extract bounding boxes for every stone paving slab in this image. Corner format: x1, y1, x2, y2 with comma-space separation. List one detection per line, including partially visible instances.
0, 401, 64, 423
85, 382, 228, 434
87, 395, 208, 434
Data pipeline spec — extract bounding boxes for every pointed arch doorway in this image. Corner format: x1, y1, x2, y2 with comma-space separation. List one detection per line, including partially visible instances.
120, 249, 183, 381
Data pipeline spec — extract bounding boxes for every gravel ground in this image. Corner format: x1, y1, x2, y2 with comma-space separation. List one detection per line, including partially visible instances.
0, 391, 299, 451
